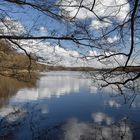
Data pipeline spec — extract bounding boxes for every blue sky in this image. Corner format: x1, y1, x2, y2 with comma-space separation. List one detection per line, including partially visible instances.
0, 0, 139, 67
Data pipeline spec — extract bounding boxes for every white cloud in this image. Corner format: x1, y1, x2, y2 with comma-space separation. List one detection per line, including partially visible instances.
0, 17, 25, 35
60, 0, 130, 29
107, 36, 119, 43
17, 39, 105, 67
87, 49, 125, 67
90, 19, 111, 30
13, 37, 128, 68
92, 0, 130, 21
60, 0, 93, 19
0, 17, 126, 68
88, 50, 98, 56
39, 26, 48, 35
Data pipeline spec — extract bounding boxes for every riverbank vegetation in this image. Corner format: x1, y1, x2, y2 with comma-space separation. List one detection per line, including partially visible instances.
0, 39, 46, 79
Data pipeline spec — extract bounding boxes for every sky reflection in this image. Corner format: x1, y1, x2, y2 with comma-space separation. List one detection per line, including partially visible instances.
10, 72, 91, 103
62, 113, 133, 140
0, 72, 140, 140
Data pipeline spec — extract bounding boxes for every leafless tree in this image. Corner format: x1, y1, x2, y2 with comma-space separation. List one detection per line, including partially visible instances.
0, 0, 140, 92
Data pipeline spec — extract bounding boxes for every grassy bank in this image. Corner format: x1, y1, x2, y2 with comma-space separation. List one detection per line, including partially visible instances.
0, 39, 46, 79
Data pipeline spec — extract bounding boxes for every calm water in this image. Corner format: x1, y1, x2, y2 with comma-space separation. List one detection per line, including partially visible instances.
0, 71, 140, 140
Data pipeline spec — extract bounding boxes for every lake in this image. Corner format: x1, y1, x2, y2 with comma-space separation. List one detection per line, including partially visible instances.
0, 71, 140, 140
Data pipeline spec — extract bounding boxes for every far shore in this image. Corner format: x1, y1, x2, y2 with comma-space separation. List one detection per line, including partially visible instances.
1, 66, 140, 77
46, 65, 140, 72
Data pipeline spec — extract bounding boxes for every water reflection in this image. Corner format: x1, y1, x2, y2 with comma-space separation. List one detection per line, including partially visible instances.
62, 114, 133, 140
0, 71, 140, 140
11, 72, 91, 102
0, 75, 37, 107
91, 112, 113, 125
104, 100, 121, 108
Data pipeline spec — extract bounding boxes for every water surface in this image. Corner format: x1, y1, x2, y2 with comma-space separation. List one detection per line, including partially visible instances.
0, 71, 140, 140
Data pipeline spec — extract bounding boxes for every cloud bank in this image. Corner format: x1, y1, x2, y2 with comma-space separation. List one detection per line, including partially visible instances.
59, 0, 130, 29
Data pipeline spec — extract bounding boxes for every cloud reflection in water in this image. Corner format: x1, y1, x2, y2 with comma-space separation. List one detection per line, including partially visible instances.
62, 113, 132, 140
11, 72, 91, 102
